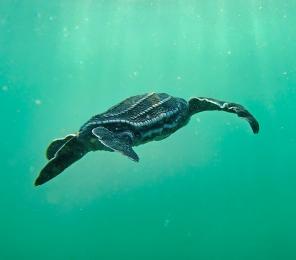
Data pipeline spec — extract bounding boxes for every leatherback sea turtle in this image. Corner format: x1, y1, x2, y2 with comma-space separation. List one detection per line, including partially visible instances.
35, 92, 259, 186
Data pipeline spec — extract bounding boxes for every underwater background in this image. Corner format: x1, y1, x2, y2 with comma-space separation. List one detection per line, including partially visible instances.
0, 1, 295, 259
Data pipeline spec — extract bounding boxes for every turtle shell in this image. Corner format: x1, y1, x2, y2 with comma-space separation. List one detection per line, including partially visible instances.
80, 92, 188, 132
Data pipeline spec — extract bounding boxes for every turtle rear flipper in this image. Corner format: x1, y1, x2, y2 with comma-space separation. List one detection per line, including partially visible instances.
46, 134, 76, 160
35, 136, 87, 186
92, 126, 139, 162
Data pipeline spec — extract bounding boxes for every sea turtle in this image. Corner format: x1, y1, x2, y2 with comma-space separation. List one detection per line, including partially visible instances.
35, 92, 259, 186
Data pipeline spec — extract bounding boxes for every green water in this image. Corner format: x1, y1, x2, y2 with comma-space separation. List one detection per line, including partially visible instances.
1, 1, 295, 259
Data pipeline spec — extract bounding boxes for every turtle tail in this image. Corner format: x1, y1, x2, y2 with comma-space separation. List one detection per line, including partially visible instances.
188, 97, 259, 134
35, 135, 88, 186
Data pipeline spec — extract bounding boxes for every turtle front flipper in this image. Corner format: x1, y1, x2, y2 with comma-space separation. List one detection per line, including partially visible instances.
92, 127, 139, 162
46, 134, 76, 160
188, 97, 259, 134
35, 136, 87, 186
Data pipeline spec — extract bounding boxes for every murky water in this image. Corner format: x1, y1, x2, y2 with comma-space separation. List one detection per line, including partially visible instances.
1, 1, 295, 259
